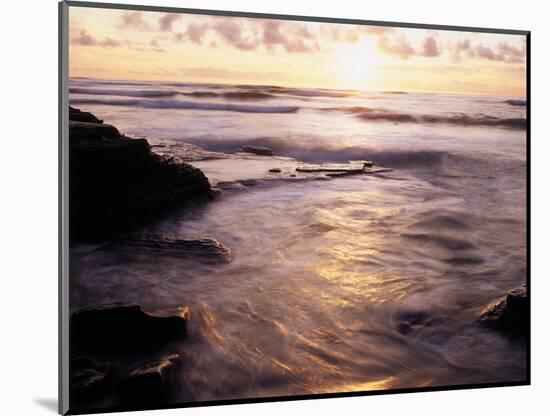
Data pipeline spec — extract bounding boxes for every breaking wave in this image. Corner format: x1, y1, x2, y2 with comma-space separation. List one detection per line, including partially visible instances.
356, 110, 526, 129
69, 87, 178, 98
324, 106, 526, 129
70, 87, 278, 101
69, 98, 300, 114
182, 136, 457, 167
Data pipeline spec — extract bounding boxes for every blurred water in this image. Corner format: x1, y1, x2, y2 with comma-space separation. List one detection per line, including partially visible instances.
69, 78, 527, 402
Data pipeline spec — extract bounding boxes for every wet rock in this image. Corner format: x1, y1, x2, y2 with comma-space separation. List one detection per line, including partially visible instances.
70, 356, 111, 400
120, 354, 180, 399
70, 303, 186, 355
69, 121, 122, 142
69, 106, 103, 123
268, 168, 282, 173
117, 234, 232, 263
68, 107, 213, 241
479, 285, 527, 336
296, 161, 391, 176
239, 145, 274, 156
395, 311, 431, 335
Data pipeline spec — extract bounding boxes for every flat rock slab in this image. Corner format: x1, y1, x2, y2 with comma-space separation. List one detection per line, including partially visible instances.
70, 303, 186, 355
192, 156, 393, 190
296, 161, 391, 176
116, 234, 232, 264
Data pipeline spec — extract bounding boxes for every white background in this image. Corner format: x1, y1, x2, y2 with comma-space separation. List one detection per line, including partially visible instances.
1, 0, 547, 415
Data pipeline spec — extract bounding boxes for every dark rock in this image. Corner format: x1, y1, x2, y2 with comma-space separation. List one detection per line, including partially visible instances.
70, 356, 111, 400
395, 311, 430, 335
268, 168, 282, 173
479, 285, 528, 336
120, 354, 180, 400
69, 121, 122, 143
69, 106, 103, 123
68, 107, 213, 241
239, 145, 274, 156
70, 303, 186, 355
116, 234, 232, 263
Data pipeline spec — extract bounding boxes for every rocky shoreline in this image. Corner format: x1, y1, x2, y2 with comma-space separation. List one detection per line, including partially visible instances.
69, 106, 213, 242
67, 107, 528, 407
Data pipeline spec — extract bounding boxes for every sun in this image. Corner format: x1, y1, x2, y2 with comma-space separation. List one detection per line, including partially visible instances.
330, 39, 383, 90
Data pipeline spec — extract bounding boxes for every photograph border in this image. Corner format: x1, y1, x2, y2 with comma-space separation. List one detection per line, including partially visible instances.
58, 1, 531, 414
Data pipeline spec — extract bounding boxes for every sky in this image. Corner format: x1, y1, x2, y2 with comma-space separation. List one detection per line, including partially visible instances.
69, 7, 527, 96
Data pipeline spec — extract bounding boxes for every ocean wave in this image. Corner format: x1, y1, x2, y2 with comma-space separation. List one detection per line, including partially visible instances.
356, 111, 526, 129
71, 87, 279, 101
183, 91, 277, 100
504, 99, 527, 106
69, 98, 300, 114
324, 106, 380, 113
70, 87, 178, 98
182, 136, 452, 167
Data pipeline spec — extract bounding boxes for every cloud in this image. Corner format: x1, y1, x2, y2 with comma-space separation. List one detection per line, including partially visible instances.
497, 42, 525, 63
212, 19, 257, 51
120, 11, 151, 30
421, 36, 440, 57
377, 35, 415, 59
175, 22, 210, 44
159, 13, 181, 31
71, 30, 122, 48
475, 42, 525, 63
72, 29, 96, 46
451, 39, 525, 63
451, 39, 473, 62
262, 21, 319, 53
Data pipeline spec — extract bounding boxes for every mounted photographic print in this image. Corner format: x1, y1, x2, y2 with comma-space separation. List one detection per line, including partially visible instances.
59, 1, 530, 414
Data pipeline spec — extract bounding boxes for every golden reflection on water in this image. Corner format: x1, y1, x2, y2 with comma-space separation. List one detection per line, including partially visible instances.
312, 200, 415, 305
345, 376, 397, 392
315, 376, 398, 394
315, 261, 412, 305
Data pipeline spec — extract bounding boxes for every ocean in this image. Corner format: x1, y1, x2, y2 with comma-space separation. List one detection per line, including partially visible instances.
69, 77, 527, 402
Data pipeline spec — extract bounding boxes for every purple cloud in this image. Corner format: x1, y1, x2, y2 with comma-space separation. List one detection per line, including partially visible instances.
451, 39, 473, 62
120, 11, 151, 30
71, 30, 122, 48
159, 13, 181, 31
421, 36, 440, 57
186, 23, 209, 43
212, 19, 257, 51
378, 35, 415, 59
452, 39, 525, 63
175, 22, 210, 44
72, 30, 96, 46
262, 21, 319, 53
